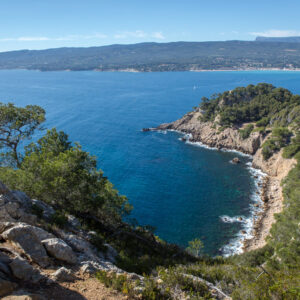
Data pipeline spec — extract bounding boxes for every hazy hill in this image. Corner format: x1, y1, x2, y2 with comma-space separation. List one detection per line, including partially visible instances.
1, 40, 300, 71
256, 36, 300, 43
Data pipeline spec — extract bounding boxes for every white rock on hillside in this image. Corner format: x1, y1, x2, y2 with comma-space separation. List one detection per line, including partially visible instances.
42, 238, 77, 264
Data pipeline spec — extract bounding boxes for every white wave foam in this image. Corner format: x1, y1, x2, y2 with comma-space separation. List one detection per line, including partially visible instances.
221, 163, 266, 257
157, 130, 167, 134
220, 148, 252, 157
185, 140, 219, 151
220, 215, 246, 223
153, 128, 266, 257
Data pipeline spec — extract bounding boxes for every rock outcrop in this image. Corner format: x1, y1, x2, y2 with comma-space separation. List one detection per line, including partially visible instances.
0, 180, 140, 298
157, 111, 262, 154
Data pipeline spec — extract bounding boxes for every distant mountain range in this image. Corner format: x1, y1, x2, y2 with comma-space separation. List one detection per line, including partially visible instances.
256, 36, 300, 43
1, 40, 300, 71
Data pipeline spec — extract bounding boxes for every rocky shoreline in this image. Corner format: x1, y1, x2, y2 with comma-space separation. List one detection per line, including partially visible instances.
152, 110, 296, 253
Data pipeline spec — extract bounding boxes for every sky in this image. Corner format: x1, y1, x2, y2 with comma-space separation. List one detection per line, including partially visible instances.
1, 0, 300, 52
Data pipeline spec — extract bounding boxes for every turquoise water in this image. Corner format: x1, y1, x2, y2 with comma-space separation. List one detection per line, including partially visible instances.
0, 70, 300, 255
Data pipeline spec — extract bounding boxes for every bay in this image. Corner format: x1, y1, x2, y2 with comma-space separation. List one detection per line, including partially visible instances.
0, 70, 299, 255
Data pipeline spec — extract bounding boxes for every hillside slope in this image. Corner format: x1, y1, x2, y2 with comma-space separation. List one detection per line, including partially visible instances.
1, 41, 300, 71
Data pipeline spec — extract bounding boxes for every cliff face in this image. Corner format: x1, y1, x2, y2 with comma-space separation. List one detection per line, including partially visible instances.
158, 111, 261, 155
157, 111, 296, 251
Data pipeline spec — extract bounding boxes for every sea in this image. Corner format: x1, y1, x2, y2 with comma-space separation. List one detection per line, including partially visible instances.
0, 70, 299, 256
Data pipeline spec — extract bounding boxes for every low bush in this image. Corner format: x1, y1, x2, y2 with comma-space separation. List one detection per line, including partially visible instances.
239, 124, 254, 139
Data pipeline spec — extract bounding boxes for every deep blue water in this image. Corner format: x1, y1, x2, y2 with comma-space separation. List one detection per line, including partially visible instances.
0, 70, 300, 255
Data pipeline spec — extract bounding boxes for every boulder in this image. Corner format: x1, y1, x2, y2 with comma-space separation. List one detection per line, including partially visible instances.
66, 215, 81, 228
231, 157, 240, 164
9, 258, 42, 283
4, 202, 21, 219
42, 238, 77, 264
31, 199, 55, 220
60, 233, 92, 253
1, 224, 52, 267
0, 279, 17, 297
80, 263, 96, 274
11, 191, 32, 208
0, 222, 15, 234
0, 206, 16, 222
18, 212, 37, 226
51, 267, 76, 282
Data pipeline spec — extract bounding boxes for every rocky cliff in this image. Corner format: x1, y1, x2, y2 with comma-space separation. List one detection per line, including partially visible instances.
157, 111, 262, 155
156, 111, 296, 251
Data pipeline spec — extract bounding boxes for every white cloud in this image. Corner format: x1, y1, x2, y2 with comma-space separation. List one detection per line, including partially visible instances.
151, 32, 165, 40
114, 30, 147, 39
250, 29, 300, 37
0, 31, 165, 43
114, 30, 165, 40
0, 33, 107, 42
0, 36, 50, 42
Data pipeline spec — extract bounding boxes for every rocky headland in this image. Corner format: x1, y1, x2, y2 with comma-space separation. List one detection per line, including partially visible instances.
155, 110, 296, 252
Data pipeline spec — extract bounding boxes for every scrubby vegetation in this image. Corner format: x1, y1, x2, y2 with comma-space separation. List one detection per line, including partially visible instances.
239, 124, 254, 139
0, 88, 299, 299
199, 83, 300, 129
262, 127, 292, 160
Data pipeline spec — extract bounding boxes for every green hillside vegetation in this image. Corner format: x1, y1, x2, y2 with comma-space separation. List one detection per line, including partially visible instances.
1, 41, 300, 71
0, 87, 299, 299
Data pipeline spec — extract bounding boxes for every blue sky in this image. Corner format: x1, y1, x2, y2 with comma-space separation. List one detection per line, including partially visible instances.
1, 0, 300, 52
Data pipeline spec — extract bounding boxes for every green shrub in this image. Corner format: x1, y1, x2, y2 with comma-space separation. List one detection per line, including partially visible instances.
253, 126, 266, 134
31, 203, 43, 218
95, 270, 135, 297
262, 127, 292, 160
49, 211, 68, 228
239, 124, 254, 139
256, 117, 269, 127
283, 132, 300, 158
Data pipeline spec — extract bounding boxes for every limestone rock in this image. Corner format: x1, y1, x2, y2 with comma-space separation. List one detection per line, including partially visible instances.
1, 223, 53, 267
0, 222, 16, 234
18, 212, 37, 226
31, 199, 55, 220
80, 263, 96, 274
66, 214, 81, 228
11, 191, 32, 208
231, 157, 240, 164
60, 233, 92, 253
0, 205, 16, 222
157, 112, 261, 155
9, 258, 42, 283
51, 267, 76, 282
4, 202, 20, 219
42, 238, 77, 264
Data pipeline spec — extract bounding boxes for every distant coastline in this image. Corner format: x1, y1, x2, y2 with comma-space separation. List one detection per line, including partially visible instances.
3, 67, 300, 73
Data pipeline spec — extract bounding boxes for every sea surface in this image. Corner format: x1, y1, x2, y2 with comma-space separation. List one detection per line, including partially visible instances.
0, 70, 300, 255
